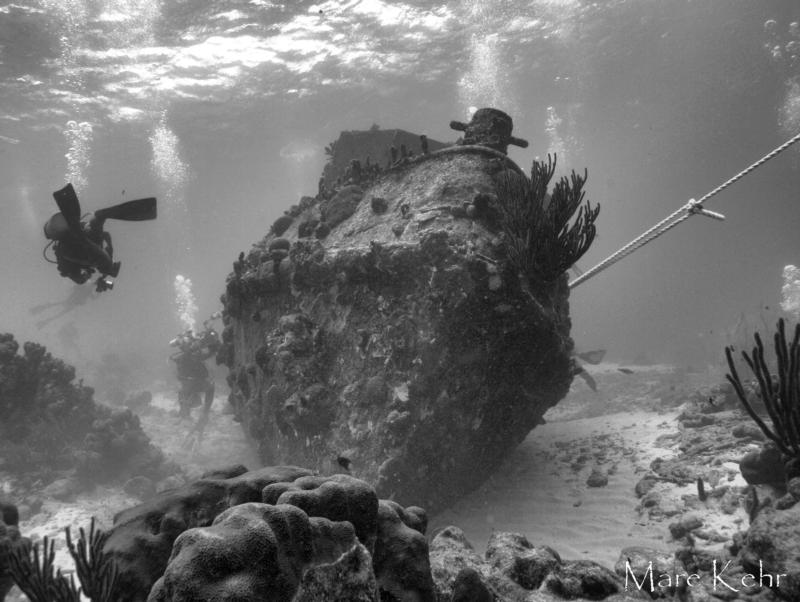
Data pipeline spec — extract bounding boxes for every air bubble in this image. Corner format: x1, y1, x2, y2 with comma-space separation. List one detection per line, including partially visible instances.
764, 19, 778, 34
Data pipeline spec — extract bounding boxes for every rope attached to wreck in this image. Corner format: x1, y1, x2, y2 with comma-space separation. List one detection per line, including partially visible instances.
568, 131, 800, 289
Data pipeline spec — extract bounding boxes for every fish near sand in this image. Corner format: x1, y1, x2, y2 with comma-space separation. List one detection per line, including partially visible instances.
576, 349, 606, 365
575, 365, 598, 392
572, 349, 605, 392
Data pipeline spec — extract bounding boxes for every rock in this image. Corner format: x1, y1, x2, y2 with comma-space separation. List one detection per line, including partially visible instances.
0, 502, 19, 528
679, 413, 716, 428
738, 503, 800, 601
42, 477, 79, 501
123, 476, 156, 500
220, 125, 575, 513
694, 528, 729, 543
429, 527, 571, 601
731, 423, 765, 441
294, 541, 378, 601
451, 567, 492, 602
429, 527, 495, 600
774, 493, 797, 510
739, 445, 787, 487
640, 490, 661, 510
587, 468, 609, 487
485, 531, 560, 590
1, 501, 29, 601
373, 500, 435, 601
668, 514, 704, 539
543, 559, 623, 599
634, 476, 657, 498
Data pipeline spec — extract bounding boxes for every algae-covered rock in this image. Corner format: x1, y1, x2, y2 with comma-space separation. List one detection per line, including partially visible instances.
220, 123, 576, 513
738, 503, 800, 601
0, 334, 173, 487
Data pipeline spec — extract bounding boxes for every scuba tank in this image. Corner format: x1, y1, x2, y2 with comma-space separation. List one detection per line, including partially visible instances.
43, 212, 71, 241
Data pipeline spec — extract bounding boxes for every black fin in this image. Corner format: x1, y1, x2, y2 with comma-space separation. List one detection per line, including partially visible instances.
94, 197, 157, 222
52, 184, 83, 232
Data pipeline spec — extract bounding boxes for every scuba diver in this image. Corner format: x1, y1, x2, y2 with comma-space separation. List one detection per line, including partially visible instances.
169, 313, 222, 425
43, 183, 157, 292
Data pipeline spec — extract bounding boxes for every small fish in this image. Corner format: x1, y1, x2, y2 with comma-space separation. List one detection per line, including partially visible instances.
575, 366, 598, 392
708, 397, 715, 406
617, 368, 634, 375
576, 349, 606, 365
336, 456, 351, 471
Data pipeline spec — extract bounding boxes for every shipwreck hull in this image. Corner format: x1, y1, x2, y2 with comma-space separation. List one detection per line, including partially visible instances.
221, 145, 574, 513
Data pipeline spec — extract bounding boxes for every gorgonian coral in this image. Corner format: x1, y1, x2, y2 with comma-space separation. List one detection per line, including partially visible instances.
725, 318, 800, 475
495, 154, 600, 283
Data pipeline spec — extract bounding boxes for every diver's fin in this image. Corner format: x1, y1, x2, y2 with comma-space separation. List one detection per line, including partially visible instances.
94, 197, 157, 222
52, 184, 83, 232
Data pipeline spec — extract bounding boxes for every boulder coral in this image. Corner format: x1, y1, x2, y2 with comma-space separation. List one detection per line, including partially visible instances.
103, 467, 433, 602
104, 466, 314, 601
147, 503, 316, 601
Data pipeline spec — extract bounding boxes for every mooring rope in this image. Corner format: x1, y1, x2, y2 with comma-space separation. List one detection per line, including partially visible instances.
568, 131, 800, 289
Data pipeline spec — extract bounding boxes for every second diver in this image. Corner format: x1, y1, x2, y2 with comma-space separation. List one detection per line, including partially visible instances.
169, 315, 221, 420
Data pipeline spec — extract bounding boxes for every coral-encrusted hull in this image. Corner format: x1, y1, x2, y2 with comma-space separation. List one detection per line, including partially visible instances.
220, 145, 574, 513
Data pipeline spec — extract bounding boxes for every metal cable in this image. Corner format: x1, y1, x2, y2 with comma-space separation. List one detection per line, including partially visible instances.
569, 131, 800, 289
